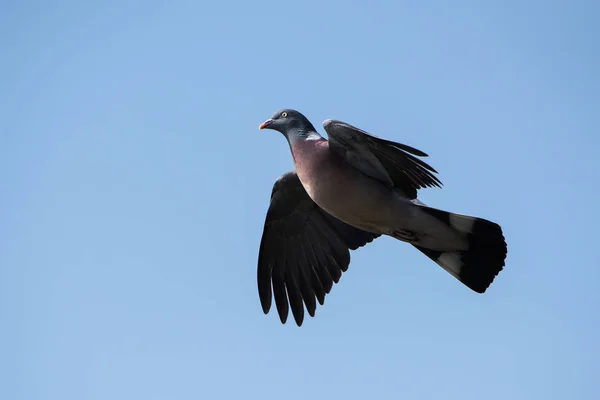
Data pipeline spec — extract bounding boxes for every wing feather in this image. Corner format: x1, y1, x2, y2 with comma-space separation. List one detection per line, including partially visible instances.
323, 119, 442, 199
257, 171, 380, 326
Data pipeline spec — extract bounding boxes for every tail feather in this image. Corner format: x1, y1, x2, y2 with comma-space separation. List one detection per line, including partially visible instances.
413, 206, 507, 293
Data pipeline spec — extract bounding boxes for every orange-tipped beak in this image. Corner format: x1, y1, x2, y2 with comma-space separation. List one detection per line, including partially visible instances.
259, 119, 274, 130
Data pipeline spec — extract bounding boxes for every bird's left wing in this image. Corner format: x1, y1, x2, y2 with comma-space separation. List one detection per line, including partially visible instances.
323, 119, 442, 199
257, 171, 379, 326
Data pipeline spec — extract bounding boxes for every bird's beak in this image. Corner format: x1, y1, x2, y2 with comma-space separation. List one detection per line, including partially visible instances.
259, 119, 274, 130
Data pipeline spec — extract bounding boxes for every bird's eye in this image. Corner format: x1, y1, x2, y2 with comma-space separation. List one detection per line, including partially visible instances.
281, 112, 288, 118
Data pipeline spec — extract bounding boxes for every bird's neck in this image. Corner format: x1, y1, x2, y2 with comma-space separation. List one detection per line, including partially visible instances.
287, 128, 322, 142
286, 129, 324, 156
285, 128, 326, 167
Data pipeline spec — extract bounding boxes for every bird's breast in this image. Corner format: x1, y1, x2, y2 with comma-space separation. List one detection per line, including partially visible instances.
291, 139, 398, 232
291, 139, 329, 199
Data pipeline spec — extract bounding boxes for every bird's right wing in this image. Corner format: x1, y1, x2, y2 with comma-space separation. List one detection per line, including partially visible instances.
323, 119, 442, 199
257, 171, 379, 326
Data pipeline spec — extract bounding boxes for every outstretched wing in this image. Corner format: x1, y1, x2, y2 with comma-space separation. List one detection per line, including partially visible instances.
323, 119, 442, 199
257, 171, 379, 326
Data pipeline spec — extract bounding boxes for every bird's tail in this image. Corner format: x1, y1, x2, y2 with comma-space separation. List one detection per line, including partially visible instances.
412, 205, 507, 293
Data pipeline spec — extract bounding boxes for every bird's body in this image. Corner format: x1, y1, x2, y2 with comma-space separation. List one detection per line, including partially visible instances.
290, 133, 467, 251
257, 109, 507, 326
292, 136, 387, 230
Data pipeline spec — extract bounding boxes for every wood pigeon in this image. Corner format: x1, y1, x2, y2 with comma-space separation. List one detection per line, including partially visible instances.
257, 109, 507, 326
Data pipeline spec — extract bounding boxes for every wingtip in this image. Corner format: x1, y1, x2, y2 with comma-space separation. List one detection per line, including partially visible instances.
258, 288, 272, 314
260, 300, 271, 315
293, 315, 305, 327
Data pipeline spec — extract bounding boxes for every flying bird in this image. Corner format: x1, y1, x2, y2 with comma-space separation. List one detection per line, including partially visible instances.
257, 109, 507, 326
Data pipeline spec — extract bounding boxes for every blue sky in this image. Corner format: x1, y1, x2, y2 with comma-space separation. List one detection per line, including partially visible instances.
1, 1, 599, 399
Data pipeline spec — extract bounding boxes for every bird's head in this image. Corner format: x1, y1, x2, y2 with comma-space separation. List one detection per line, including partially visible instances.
259, 109, 316, 139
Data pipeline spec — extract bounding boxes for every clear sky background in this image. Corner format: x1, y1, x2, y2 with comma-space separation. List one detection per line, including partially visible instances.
1, 1, 599, 399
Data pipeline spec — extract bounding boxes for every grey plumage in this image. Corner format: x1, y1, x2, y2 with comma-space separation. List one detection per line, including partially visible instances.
257, 109, 507, 326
